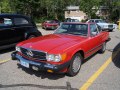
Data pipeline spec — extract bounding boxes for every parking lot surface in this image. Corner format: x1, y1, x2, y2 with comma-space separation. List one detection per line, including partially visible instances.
0, 28, 120, 90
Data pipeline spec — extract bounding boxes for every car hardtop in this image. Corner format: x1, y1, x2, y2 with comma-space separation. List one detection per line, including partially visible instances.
89, 19, 106, 22
62, 22, 96, 25
0, 13, 30, 19
0, 13, 32, 23
0, 13, 36, 27
55, 22, 100, 37
89, 19, 102, 20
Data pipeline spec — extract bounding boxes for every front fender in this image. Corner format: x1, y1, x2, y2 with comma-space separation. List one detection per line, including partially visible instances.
65, 47, 85, 62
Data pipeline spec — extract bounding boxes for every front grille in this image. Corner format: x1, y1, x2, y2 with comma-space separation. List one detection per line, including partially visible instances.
108, 25, 113, 28
20, 47, 46, 60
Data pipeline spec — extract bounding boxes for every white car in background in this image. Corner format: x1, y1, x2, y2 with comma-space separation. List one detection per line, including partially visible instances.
113, 24, 118, 30
87, 19, 114, 31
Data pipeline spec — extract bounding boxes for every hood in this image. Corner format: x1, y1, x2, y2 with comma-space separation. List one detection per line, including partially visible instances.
17, 34, 86, 53
97, 22, 108, 25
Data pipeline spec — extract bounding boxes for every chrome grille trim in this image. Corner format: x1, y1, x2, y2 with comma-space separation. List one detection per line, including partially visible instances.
20, 47, 47, 60
108, 25, 113, 28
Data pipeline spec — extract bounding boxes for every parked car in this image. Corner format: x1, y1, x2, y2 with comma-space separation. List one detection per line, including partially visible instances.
42, 20, 60, 30
0, 14, 42, 50
113, 24, 118, 30
64, 18, 80, 22
12, 22, 110, 76
87, 19, 114, 31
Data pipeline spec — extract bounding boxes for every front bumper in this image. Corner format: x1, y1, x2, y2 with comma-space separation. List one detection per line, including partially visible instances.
11, 52, 70, 73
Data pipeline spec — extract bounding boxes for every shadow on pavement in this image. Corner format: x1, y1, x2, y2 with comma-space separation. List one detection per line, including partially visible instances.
0, 47, 15, 54
112, 43, 120, 68
17, 63, 66, 80
82, 52, 98, 64
0, 82, 78, 90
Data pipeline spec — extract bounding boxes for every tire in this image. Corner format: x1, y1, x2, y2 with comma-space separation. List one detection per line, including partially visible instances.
109, 29, 113, 32
99, 42, 106, 53
42, 26, 44, 29
44, 26, 47, 30
67, 53, 83, 76
27, 35, 36, 39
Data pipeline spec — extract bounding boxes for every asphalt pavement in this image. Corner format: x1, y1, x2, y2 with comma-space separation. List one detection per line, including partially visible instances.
0, 28, 120, 90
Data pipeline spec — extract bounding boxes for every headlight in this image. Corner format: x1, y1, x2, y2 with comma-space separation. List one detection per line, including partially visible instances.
16, 46, 21, 52
47, 54, 61, 62
46, 53, 67, 62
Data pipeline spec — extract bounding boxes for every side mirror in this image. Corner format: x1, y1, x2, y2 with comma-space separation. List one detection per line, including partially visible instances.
91, 32, 97, 36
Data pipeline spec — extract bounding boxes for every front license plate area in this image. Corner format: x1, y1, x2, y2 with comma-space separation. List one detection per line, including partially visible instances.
20, 60, 29, 68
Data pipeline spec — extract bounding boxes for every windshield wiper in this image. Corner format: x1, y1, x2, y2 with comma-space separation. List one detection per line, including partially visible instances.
56, 32, 87, 36
68, 32, 87, 36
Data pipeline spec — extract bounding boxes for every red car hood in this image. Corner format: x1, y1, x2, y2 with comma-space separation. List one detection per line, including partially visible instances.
18, 34, 87, 53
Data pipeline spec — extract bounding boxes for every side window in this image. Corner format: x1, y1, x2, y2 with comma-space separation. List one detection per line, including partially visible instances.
14, 18, 29, 25
0, 18, 13, 26
90, 24, 99, 36
88, 20, 94, 23
91, 20, 94, 23
97, 25, 102, 32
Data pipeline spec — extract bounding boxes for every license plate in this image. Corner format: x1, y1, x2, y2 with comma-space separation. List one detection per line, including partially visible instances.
20, 60, 29, 68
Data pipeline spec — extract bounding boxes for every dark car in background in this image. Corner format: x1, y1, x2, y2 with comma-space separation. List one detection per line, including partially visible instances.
42, 20, 60, 30
0, 14, 42, 50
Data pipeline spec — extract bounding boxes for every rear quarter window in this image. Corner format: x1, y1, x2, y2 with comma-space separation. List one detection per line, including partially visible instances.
0, 18, 13, 26
14, 18, 29, 25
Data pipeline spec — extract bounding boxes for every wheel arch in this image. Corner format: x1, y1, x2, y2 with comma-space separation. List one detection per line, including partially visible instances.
71, 49, 85, 60
67, 49, 84, 76
24, 32, 36, 39
24, 32, 42, 39
75, 50, 84, 60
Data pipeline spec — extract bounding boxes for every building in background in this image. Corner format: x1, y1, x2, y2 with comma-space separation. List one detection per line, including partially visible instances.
65, 6, 87, 22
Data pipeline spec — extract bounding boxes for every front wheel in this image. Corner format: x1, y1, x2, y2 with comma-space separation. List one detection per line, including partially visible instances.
67, 53, 83, 76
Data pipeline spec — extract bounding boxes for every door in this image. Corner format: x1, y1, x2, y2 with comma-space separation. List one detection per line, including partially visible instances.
12, 17, 31, 42
85, 24, 102, 57
0, 17, 15, 46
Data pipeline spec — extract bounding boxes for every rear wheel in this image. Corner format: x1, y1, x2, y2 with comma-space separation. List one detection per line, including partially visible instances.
67, 53, 82, 76
99, 42, 106, 53
44, 26, 47, 30
109, 29, 113, 32
27, 35, 36, 39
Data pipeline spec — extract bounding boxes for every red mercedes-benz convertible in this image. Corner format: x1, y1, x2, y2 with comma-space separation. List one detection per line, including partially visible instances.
12, 22, 110, 76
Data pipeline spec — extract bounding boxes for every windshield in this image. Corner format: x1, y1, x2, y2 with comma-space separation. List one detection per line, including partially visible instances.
54, 23, 88, 36
95, 20, 106, 23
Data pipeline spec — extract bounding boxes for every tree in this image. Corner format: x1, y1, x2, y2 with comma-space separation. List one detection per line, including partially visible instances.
100, 0, 120, 22
0, 0, 14, 13
0, 0, 119, 22
79, 0, 101, 19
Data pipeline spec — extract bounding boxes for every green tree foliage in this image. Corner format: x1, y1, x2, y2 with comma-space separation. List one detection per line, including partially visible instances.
100, 0, 120, 22
0, 0, 14, 13
0, 0, 119, 22
79, 0, 102, 19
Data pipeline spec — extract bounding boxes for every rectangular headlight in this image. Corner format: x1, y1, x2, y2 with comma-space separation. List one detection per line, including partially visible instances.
16, 46, 21, 52
46, 54, 61, 62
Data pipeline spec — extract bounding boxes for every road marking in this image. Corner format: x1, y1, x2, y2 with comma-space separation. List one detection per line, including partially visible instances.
0, 59, 11, 64
80, 49, 120, 90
